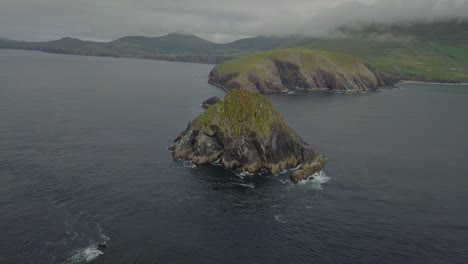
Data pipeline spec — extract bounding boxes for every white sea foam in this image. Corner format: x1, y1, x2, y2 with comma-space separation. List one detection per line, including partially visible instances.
173, 161, 197, 169
66, 246, 103, 263
274, 214, 287, 223
234, 171, 254, 179
45, 238, 68, 246
233, 183, 255, 189
100, 233, 110, 242
66, 231, 78, 241
65, 223, 110, 264
297, 170, 330, 190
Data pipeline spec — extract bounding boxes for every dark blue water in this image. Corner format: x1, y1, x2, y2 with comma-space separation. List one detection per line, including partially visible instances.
1, 50, 467, 264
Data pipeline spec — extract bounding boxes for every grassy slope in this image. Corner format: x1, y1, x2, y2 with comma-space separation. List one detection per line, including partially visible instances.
228, 37, 468, 82
193, 89, 292, 139
216, 48, 378, 86
296, 40, 468, 79
295, 37, 468, 82
227, 21, 468, 82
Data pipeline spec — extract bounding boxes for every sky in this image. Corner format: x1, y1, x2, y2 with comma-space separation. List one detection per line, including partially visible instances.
1, 0, 468, 43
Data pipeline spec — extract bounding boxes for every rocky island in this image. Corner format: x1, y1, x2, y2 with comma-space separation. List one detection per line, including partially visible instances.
170, 89, 325, 183
209, 48, 398, 93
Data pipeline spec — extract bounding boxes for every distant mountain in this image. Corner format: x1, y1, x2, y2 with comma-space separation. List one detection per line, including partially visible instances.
0, 37, 115, 57
0, 33, 237, 63
1, 20, 467, 82
111, 33, 237, 55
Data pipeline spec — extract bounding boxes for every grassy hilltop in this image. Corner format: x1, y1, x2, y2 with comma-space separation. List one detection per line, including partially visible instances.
209, 48, 395, 92
193, 89, 291, 139
216, 48, 375, 76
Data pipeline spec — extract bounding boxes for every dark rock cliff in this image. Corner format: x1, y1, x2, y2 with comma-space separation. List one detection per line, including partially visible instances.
170, 89, 325, 183
208, 49, 399, 93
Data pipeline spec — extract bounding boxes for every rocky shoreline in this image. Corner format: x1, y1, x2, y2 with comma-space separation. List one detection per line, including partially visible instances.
208, 49, 400, 93
170, 89, 325, 183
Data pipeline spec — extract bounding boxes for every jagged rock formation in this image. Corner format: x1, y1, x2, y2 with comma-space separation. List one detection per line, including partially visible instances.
170, 89, 325, 183
209, 48, 398, 93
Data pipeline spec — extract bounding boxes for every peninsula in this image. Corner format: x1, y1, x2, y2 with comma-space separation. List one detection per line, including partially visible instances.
209, 49, 397, 93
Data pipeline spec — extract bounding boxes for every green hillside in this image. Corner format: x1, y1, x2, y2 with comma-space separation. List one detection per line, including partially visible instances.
226, 21, 468, 82
110, 33, 237, 55
289, 37, 467, 82
1, 20, 467, 82
209, 48, 395, 92
216, 48, 373, 76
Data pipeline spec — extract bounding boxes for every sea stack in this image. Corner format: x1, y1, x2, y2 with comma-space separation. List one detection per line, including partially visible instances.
170, 89, 325, 183
209, 48, 397, 93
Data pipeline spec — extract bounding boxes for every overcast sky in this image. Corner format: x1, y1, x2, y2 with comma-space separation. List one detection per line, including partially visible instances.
1, 0, 468, 43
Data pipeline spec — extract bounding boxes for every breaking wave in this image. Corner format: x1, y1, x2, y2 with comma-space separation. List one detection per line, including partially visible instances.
65, 246, 103, 264
297, 171, 330, 190
232, 183, 255, 189
64, 224, 110, 264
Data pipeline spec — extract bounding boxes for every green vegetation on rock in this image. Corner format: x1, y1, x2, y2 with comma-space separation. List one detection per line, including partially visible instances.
217, 48, 373, 76
193, 89, 290, 139
170, 89, 324, 182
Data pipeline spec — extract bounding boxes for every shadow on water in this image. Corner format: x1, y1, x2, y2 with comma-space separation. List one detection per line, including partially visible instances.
188, 164, 276, 191
172, 161, 330, 216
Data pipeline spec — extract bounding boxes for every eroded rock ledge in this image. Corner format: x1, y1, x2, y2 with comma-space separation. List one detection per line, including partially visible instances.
170, 89, 325, 183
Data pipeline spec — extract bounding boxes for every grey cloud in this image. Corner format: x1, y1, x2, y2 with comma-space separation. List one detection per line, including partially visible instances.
302, 0, 468, 34
0, 0, 467, 42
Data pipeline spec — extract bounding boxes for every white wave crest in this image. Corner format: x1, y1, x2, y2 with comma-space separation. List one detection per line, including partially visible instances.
297, 170, 330, 189
274, 214, 287, 223
234, 171, 254, 179
233, 183, 255, 189
65, 223, 110, 264
66, 246, 103, 264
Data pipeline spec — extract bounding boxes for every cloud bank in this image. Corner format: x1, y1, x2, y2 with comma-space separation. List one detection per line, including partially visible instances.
1, 0, 467, 42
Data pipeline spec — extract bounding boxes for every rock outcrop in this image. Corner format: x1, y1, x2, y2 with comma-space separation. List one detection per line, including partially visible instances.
209, 48, 398, 93
170, 89, 325, 183
201, 96, 221, 109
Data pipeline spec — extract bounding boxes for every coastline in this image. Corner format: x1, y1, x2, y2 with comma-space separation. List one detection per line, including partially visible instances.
0, 47, 232, 65
1, 48, 467, 85
401, 80, 468, 86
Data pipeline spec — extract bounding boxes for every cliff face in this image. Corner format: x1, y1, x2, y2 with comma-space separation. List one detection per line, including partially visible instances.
209, 48, 398, 93
170, 89, 325, 183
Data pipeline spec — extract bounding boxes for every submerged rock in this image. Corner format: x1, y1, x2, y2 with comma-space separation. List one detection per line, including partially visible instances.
97, 241, 107, 252
290, 154, 326, 183
201, 96, 221, 109
170, 89, 324, 183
